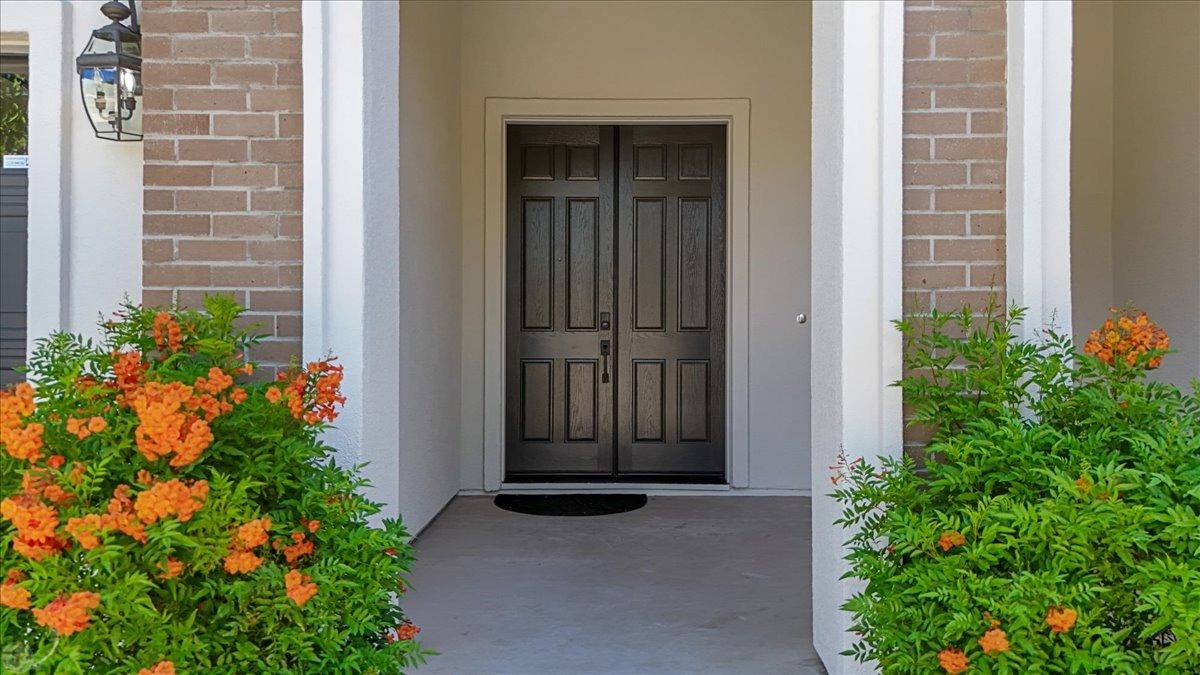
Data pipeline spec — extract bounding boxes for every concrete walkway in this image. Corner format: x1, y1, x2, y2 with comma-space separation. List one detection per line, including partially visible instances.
403, 496, 824, 674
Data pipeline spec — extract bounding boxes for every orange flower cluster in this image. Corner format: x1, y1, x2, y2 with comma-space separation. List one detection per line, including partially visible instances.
224, 517, 271, 575
66, 415, 107, 440
391, 621, 421, 642
938, 530, 966, 552
282, 532, 314, 563
224, 550, 263, 575
128, 382, 215, 467
158, 557, 185, 580
21, 467, 72, 505
192, 366, 247, 419
59, 481, 169, 550
139, 661, 176, 675
153, 311, 183, 353
937, 647, 968, 674
0, 569, 31, 610
1083, 310, 1169, 369
1046, 606, 1077, 633
1, 494, 67, 560
1, 383, 44, 463
65, 513, 105, 550
285, 569, 318, 606
978, 627, 1009, 654
134, 478, 209, 524
112, 350, 148, 393
32, 591, 101, 636
236, 517, 272, 548
267, 359, 346, 425
103, 484, 147, 542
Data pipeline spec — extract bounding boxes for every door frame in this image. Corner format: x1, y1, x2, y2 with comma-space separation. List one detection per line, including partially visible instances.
482, 98, 751, 492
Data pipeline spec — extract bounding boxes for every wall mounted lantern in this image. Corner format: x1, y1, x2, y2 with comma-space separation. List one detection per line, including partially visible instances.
76, 0, 142, 141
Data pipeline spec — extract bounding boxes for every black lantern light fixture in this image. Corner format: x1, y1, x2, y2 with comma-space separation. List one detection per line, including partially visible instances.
76, 0, 143, 142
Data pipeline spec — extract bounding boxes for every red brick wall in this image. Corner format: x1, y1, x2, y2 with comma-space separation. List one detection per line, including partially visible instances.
902, 0, 1007, 448
141, 0, 302, 375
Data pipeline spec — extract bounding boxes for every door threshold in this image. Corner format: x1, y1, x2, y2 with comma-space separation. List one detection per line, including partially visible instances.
503, 482, 728, 493
460, 484, 810, 497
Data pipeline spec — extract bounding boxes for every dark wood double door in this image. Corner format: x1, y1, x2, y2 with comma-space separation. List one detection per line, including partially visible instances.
505, 124, 726, 481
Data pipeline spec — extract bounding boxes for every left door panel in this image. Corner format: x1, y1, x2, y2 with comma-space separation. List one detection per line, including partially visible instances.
505, 125, 616, 476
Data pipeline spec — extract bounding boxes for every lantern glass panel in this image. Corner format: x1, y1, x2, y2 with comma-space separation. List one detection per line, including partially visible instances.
80, 64, 120, 137
118, 66, 142, 137
78, 31, 142, 141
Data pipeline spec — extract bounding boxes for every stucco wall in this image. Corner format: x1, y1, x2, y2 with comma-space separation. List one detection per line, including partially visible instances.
1112, 0, 1200, 388
457, 0, 813, 491
397, 0, 463, 531
1072, 0, 1200, 388
1071, 1, 1114, 338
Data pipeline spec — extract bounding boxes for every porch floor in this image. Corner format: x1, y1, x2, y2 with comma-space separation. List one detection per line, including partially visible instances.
403, 496, 823, 674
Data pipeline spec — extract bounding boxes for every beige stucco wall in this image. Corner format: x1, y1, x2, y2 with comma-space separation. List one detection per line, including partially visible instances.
398, 0, 464, 530
1112, 0, 1200, 388
458, 0, 814, 490
1072, 0, 1200, 388
1070, 1, 1114, 338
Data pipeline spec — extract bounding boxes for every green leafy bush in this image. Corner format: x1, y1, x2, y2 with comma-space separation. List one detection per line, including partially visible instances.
0, 298, 428, 673
834, 304, 1200, 673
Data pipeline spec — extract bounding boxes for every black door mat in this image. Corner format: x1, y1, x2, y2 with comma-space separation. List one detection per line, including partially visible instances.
494, 493, 648, 517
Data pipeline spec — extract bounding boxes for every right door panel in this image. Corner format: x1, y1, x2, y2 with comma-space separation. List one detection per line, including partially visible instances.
616, 125, 726, 477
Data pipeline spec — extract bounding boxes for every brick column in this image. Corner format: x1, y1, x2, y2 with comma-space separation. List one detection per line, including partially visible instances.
140, 0, 302, 375
903, 0, 1006, 314
902, 0, 1007, 450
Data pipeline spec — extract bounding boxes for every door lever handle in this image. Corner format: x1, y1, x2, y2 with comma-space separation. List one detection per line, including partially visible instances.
600, 339, 611, 383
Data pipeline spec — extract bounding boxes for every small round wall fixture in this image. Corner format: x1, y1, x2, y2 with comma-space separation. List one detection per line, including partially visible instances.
76, 0, 143, 142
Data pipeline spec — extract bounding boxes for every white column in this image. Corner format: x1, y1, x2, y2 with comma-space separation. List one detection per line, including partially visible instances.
1007, 0, 1074, 339
810, 1, 905, 672
303, 0, 402, 519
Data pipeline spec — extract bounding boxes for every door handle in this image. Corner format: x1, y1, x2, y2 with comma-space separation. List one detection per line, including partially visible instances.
600, 339, 610, 383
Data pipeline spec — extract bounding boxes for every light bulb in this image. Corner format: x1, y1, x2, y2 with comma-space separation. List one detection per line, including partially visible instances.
120, 68, 136, 94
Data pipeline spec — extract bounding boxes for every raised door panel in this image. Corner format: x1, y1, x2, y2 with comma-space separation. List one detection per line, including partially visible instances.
520, 360, 553, 442
677, 360, 710, 442
678, 197, 710, 331
632, 359, 666, 442
566, 198, 598, 331
565, 359, 598, 442
633, 198, 666, 331
521, 198, 554, 331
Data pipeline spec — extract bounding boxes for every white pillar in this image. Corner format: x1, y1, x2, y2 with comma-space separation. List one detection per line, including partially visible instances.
302, 0, 402, 518
810, 1, 905, 672
1006, 0, 1074, 339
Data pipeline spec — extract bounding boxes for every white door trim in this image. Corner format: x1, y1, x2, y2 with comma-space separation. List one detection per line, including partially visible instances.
481, 98, 751, 491
1006, 0, 1074, 339
810, 2, 905, 672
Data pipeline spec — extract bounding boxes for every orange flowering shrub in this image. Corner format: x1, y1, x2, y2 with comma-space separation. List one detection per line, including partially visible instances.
0, 298, 427, 672
835, 304, 1200, 672
1083, 307, 1170, 369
